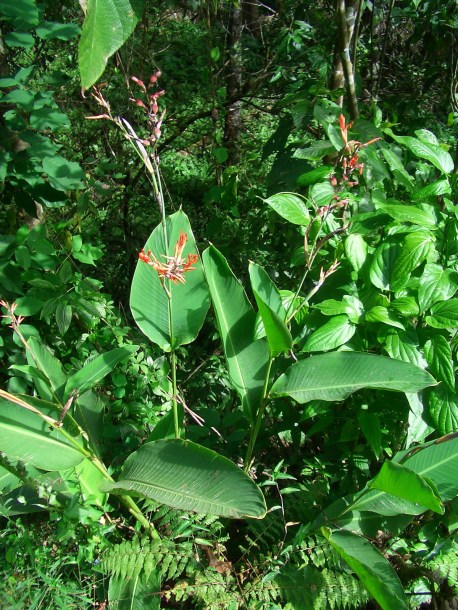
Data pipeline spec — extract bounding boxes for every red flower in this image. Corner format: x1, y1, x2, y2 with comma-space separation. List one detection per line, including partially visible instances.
138, 231, 198, 286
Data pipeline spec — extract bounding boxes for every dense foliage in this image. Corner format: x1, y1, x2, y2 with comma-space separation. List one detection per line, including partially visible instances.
1, 0, 458, 608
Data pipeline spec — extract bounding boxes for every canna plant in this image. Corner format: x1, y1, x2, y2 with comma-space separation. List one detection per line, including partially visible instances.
0, 78, 455, 608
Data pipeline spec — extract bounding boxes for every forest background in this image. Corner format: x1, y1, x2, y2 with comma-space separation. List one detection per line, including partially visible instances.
1, 0, 458, 608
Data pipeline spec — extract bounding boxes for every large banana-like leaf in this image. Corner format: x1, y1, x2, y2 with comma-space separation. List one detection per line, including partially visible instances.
202, 246, 270, 423
0, 395, 85, 471
325, 530, 408, 610
270, 352, 436, 403
64, 345, 139, 399
102, 439, 267, 519
130, 210, 210, 351
26, 336, 67, 403
249, 262, 292, 356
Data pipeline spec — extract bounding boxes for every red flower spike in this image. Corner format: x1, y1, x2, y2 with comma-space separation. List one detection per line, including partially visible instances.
138, 232, 198, 287
131, 76, 146, 92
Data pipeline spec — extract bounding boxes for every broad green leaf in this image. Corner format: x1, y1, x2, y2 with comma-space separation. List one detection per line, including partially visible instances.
418, 264, 458, 312
369, 239, 401, 291
346, 488, 429, 516
42, 156, 85, 190
130, 210, 210, 351
0, 396, 84, 471
31, 110, 71, 132
270, 352, 435, 404
78, 0, 145, 90
55, 302, 72, 336
26, 336, 67, 402
303, 315, 355, 352
406, 392, 433, 447
249, 262, 292, 356
427, 386, 458, 435
310, 181, 335, 207
386, 129, 454, 174
424, 335, 455, 392
293, 140, 336, 160
391, 296, 419, 317
75, 459, 108, 507
369, 461, 443, 514
359, 411, 382, 459
296, 166, 333, 186
396, 434, 458, 501
102, 439, 267, 519
64, 345, 139, 400
391, 232, 435, 290
345, 234, 368, 272
263, 193, 310, 225
73, 390, 104, 455
202, 246, 269, 423
4, 32, 35, 49
365, 306, 405, 330
36, 21, 81, 40
381, 147, 414, 190
413, 179, 451, 201
325, 530, 408, 610
384, 330, 426, 368
0, 0, 39, 27
108, 570, 160, 610
426, 299, 458, 329
377, 203, 436, 228
314, 296, 363, 322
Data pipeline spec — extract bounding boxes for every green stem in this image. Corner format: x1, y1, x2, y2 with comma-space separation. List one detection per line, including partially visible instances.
171, 348, 180, 438
244, 357, 273, 472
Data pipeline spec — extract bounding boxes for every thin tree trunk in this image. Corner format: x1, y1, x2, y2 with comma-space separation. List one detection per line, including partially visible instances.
331, 0, 361, 119
224, 5, 243, 165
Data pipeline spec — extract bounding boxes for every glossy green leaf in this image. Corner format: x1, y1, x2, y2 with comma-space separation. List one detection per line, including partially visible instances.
365, 306, 405, 330
249, 263, 292, 356
0, 0, 39, 27
345, 234, 368, 272
55, 302, 72, 336
310, 181, 335, 207
386, 129, 454, 174
377, 204, 436, 228
426, 299, 458, 329
406, 392, 433, 447
391, 296, 419, 317
391, 232, 435, 290
396, 434, 458, 501
296, 166, 333, 186
64, 345, 139, 400
102, 439, 267, 519
36, 21, 81, 40
325, 530, 408, 610
303, 315, 355, 352
369, 461, 443, 514
270, 352, 435, 404
384, 330, 426, 368
42, 156, 85, 190
359, 411, 382, 459
293, 140, 336, 160
418, 264, 458, 312
369, 239, 401, 291
26, 336, 67, 402
427, 386, 458, 435
31, 110, 71, 132
0, 396, 84, 471
413, 179, 451, 200
79, 0, 145, 90
4, 31, 35, 49
202, 246, 269, 423
263, 193, 310, 226
130, 210, 210, 351
381, 147, 414, 190
424, 335, 455, 392
75, 459, 108, 507
314, 296, 363, 322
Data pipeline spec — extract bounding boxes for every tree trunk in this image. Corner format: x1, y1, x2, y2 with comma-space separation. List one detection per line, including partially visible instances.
224, 4, 243, 165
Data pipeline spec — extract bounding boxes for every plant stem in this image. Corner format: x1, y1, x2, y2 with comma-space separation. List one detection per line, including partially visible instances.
171, 348, 180, 438
244, 357, 273, 472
